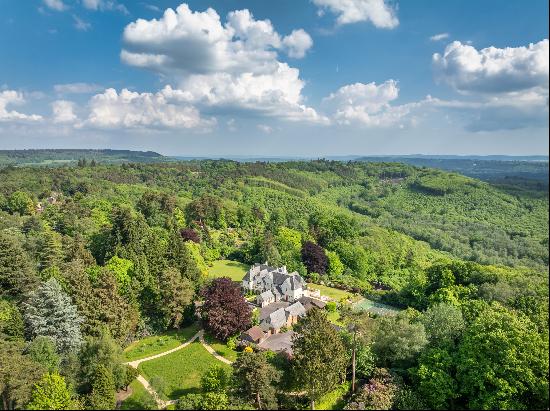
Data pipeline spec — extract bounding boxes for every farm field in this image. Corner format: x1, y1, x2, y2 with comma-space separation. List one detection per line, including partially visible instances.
208, 259, 249, 282
124, 323, 200, 361
138, 341, 232, 400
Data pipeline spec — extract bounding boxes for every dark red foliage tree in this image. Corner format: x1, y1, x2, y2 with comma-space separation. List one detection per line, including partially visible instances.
301, 241, 328, 275
180, 228, 201, 243
201, 278, 252, 341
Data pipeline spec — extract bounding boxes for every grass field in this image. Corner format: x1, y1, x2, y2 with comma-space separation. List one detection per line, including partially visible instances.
307, 283, 356, 302
208, 259, 249, 282
124, 323, 200, 361
138, 341, 231, 400
203, 333, 239, 362
120, 380, 156, 410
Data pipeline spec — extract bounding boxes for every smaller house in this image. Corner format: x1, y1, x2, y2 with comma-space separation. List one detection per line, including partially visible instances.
298, 296, 326, 312
241, 326, 266, 344
257, 290, 275, 307
285, 301, 307, 326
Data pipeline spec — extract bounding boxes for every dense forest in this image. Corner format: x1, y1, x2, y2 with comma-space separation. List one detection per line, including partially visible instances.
0, 159, 548, 410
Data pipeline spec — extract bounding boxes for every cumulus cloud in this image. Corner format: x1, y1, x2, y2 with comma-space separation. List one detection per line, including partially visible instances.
432, 39, 549, 95
52, 100, 77, 123
0, 91, 43, 122
322, 80, 415, 126
83, 88, 215, 130
282, 29, 313, 58
54, 82, 103, 94
312, 0, 399, 28
118, 3, 324, 124
43, 0, 66, 11
430, 33, 449, 42
430, 39, 549, 131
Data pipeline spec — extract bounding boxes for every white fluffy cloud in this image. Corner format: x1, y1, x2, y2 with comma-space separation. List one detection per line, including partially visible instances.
43, 0, 66, 11
52, 100, 77, 123
313, 0, 398, 28
322, 80, 414, 126
117, 3, 323, 125
0, 91, 43, 122
83, 88, 214, 130
282, 29, 313, 58
433, 39, 549, 95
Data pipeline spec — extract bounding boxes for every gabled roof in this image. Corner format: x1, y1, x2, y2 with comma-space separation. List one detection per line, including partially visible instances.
258, 290, 275, 302
242, 326, 265, 342
285, 301, 307, 318
268, 308, 287, 329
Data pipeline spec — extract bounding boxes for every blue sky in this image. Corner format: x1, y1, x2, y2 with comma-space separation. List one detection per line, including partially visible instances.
0, 0, 548, 156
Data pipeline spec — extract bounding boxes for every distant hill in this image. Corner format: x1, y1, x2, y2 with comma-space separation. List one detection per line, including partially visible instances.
0, 149, 167, 166
354, 156, 549, 184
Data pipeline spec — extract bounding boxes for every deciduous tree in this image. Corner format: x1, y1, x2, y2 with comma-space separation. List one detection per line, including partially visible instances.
201, 277, 251, 341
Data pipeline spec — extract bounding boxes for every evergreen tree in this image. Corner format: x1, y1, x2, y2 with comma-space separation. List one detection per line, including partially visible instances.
0, 233, 39, 298
93, 270, 139, 343
159, 267, 195, 329
232, 351, 280, 409
24, 278, 83, 353
27, 373, 72, 410
40, 228, 62, 272
292, 309, 348, 409
87, 365, 115, 410
0, 298, 24, 340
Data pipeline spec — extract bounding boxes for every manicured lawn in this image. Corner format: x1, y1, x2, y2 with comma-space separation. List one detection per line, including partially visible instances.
307, 283, 356, 302
203, 333, 239, 362
208, 259, 249, 282
124, 323, 200, 361
138, 341, 232, 400
120, 380, 156, 410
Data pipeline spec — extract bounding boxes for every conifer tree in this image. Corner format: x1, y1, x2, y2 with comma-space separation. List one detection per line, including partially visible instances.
87, 365, 115, 410
292, 309, 348, 410
0, 233, 39, 298
24, 278, 83, 353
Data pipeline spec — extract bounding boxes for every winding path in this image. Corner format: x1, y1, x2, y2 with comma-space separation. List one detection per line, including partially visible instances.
123, 329, 234, 410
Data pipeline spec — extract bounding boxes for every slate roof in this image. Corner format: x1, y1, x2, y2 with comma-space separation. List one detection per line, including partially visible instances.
260, 302, 290, 321
268, 308, 288, 329
285, 301, 307, 318
258, 290, 275, 302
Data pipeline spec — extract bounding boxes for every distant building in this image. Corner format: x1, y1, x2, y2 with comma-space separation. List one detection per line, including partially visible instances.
242, 263, 305, 304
